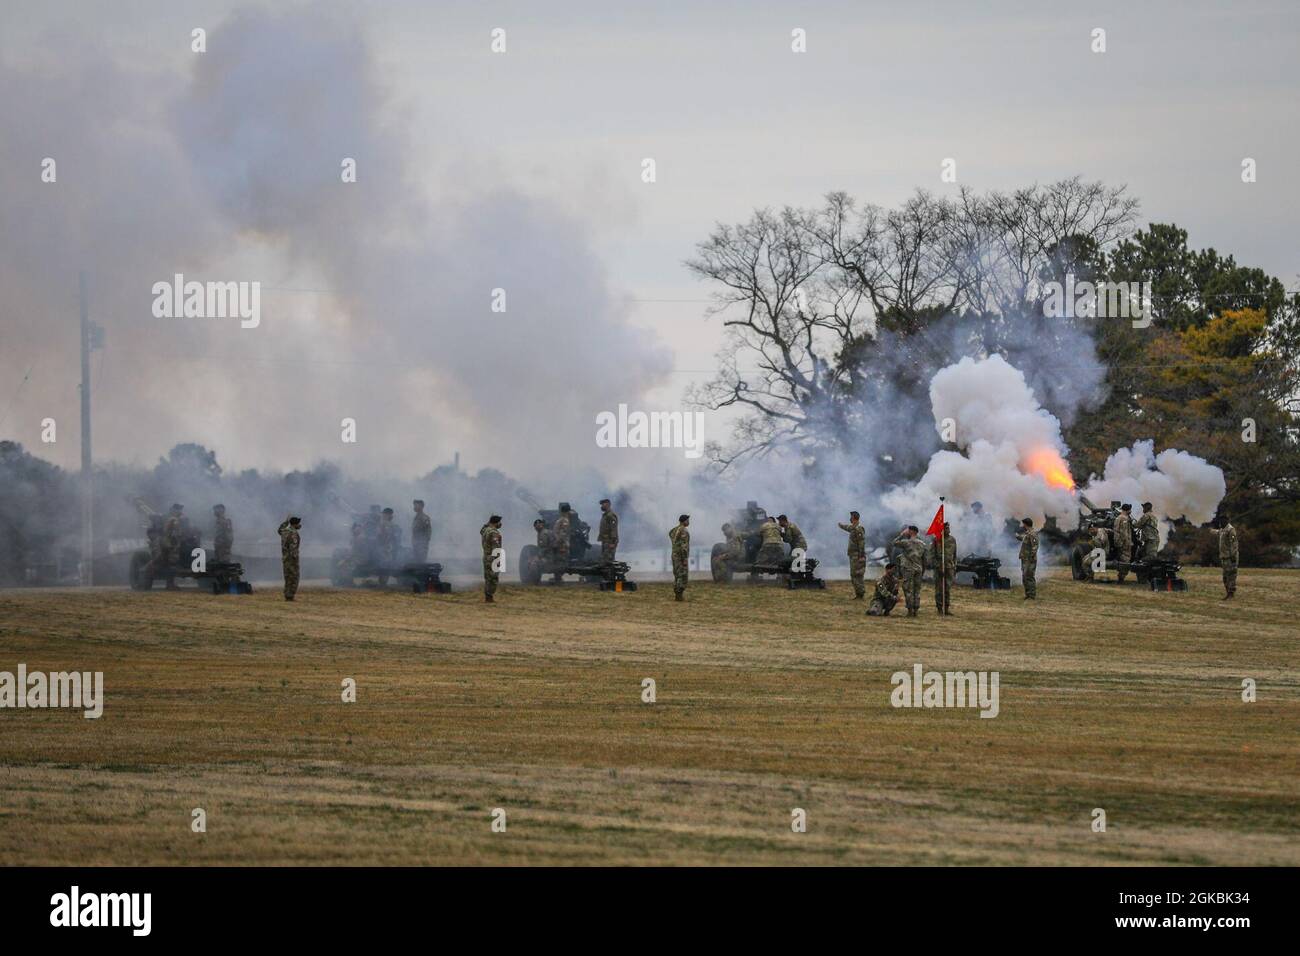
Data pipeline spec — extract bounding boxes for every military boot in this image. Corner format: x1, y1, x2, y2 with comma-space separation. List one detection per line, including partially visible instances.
485, 593, 494, 603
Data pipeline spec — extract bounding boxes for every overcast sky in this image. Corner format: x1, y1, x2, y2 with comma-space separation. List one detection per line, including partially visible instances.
2, 0, 1296, 481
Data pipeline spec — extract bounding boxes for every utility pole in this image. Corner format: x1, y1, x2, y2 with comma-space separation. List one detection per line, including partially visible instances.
79, 271, 93, 586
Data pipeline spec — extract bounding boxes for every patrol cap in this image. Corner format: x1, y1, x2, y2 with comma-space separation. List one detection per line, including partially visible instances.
678, 514, 690, 523
288, 516, 301, 526
1121, 503, 1132, 511
413, 499, 424, 507
382, 507, 394, 515
849, 511, 859, 519
599, 498, 611, 505
170, 503, 184, 513
213, 503, 225, 512
489, 514, 502, 524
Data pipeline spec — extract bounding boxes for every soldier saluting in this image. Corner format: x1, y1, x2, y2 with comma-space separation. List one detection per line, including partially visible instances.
597, 498, 619, 564
838, 511, 867, 600
891, 525, 927, 617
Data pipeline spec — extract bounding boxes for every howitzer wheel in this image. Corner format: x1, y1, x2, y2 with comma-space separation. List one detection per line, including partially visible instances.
519, 544, 543, 585
128, 550, 154, 591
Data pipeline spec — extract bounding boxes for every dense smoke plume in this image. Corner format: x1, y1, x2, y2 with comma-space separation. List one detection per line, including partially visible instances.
0, 6, 670, 483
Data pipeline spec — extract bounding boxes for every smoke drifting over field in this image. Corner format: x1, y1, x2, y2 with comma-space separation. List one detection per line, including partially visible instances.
0, 6, 670, 483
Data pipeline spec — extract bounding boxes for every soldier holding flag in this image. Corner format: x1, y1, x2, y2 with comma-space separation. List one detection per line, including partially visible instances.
925, 501, 955, 616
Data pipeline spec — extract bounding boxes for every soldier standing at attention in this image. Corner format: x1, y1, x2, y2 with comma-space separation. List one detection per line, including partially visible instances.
891, 525, 926, 617
756, 516, 786, 565
597, 498, 619, 563
777, 515, 807, 556
669, 514, 690, 601
278, 516, 301, 601
1135, 502, 1160, 560
838, 511, 867, 599
212, 504, 234, 564
1113, 503, 1134, 582
481, 515, 503, 603
932, 521, 956, 615
866, 562, 900, 616
550, 504, 573, 582
1018, 517, 1038, 600
1217, 515, 1239, 600
411, 499, 432, 563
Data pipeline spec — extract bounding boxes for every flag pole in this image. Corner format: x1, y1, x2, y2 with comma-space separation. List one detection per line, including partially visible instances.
939, 496, 945, 610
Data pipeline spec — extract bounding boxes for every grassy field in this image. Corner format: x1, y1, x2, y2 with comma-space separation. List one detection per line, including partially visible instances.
1, 567, 1296, 866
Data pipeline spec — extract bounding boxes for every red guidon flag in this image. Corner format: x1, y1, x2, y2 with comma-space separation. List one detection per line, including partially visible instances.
925, 504, 944, 538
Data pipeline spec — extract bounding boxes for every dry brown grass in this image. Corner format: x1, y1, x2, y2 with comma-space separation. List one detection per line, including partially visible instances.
0, 567, 1296, 865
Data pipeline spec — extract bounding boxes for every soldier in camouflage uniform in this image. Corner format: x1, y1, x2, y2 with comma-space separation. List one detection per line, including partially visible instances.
212, 504, 234, 564
891, 525, 927, 617
160, 503, 184, 590
1113, 503, 1134, 582
278, 515, 301, 601
597, 498, 619, 564
931, 522, 956, 615
669, 514, 690, 601
756, 517, 786, 565
778, 515, 807, 553
711, 522, 739, 578
838, 511, 867, 599
481, 515, 503, 602
549, 505, 573, 582
1135, 502, 1160, 561
866, 562, 900, 616
1217, 516, 1239, 600
411, 499, 432, 563
377, 507, 400, 585
1018, 517, 1038, 599
532, 519, 551, 582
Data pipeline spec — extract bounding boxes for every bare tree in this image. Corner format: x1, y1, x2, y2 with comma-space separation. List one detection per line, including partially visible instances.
686, 179, 1140, 473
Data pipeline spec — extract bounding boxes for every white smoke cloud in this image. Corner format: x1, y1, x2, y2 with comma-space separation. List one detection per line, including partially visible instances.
882, 355, 1226, 550
929, 354, 1070, 461
1081, 441, 1226, 543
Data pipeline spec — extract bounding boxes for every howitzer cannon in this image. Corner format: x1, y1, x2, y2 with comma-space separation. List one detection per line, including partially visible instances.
126, 497, 251, 594
327, 495, 451, 592
1068, 495, 1186, 590
517, 492, 636, 591
709, 500, 825, 589
954, 554, 1011, 590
